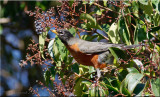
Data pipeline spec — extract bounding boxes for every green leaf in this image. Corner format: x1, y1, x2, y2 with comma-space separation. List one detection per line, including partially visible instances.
134, 21, 147, 44
80, 13, 102, 30
0, 25, 2, 35
120, 80, 131, 95
48, 39, 55, 58
72, 63, 79, 74
89, 0, 94, 5
89, 66, 95, 78
150, 49, 160, 65
127, 73, 144, 93
105, 83, 119, 93
131, 1, 139, 18
133, 59, 144, 71
103, 0, 107, 6
68, 27, 76, 36
102, 24, 110, 32
108, 22, 120, 44
82, 81, 92, 86
68, 0, 74, 7
89, 85, 96, 97
99, 82, 109, 96
118, 69, 128, 81
133, 83, 145, 95
121, 73, 144, 94
108, 48, 119, 61
118, 17, 131, 45
151, 78, 160, 96
127, 67, 139, 73
52, 38, 60, 61
81, 34, 98, 41
80, 13, 96, 25
139, 0, 148, 5
109, 47, 125, 61
74, 78, 83, 96
39, 30, 48, 59
50, 66, 56, 81
83, 1, 88, 4
111, 79, 121, 90
44, 69, 51, 85
55, 36, 67, 61
149, 26, 160, 32
140, 1, 153, 16
151, 0, 159, 11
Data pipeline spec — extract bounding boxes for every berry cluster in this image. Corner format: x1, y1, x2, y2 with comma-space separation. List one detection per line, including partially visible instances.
34, 19, 43, 34
26, 7, 55, 34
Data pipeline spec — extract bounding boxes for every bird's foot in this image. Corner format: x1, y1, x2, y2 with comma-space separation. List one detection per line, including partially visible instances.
96, 68, 101, 81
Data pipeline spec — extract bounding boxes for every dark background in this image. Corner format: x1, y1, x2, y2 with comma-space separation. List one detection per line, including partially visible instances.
0, 1, 59, 96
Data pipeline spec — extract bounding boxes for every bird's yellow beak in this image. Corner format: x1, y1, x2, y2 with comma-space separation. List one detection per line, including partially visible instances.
51, 30, 58, 35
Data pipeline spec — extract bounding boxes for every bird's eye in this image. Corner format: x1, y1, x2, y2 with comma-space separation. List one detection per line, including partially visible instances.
59, 31, 63, 35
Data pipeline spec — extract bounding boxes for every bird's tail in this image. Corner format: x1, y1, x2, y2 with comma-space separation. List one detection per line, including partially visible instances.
123, 44, 141, 49
114, 44, 142, 50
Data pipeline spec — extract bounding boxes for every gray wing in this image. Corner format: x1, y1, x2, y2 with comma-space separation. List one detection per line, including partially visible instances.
77, 39, 125, 54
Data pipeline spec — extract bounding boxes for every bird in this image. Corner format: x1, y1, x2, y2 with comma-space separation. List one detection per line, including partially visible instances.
51, 29, 139, 79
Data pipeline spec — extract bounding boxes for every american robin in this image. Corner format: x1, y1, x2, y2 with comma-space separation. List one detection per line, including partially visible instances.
51, 29, 139, 78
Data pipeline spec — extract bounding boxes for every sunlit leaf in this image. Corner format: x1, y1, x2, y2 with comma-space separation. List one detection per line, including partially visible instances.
127, 67, 139, 73
68, 27, 76, 36
140, 1, 153, 16
39, 30, 48, 59
121, 73, 144, 94
118, 17, 131, 45
74, 78, 83, 96
133, 59, 144, 71
151, 78, 160, 96
55, 36, 67, 61
139, 0, 148, 5
80, 13, 102, 30
131, 1, 139, 17
103, 0, 107, 6
151, 0, 159, 11
48, 39, 55, 58
108, 22, 120, 44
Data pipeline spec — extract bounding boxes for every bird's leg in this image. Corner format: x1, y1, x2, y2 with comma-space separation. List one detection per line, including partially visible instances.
96, 68, 101, 80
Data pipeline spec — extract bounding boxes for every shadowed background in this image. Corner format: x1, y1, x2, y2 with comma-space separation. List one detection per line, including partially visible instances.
0, 1, 59, 96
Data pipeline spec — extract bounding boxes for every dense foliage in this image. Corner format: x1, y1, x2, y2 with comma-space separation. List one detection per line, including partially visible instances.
22, 1, 160, 96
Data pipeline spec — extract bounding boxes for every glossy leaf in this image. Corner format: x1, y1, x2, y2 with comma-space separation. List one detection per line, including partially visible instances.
74, 78, 83, 96
120, 73, 144, 94
151, 0, 159, 11
127, 67, 139, 73
118, 17, 131, 45
108, 22, 120, 44
39, 30, 48, 59
80, 13, 102, 30
103, 0, 107, 6
140, 1, 153, 16
151, 78, 160, 96
48, 39, 55, 58
139, 0, 148, 5
55, 37, 66, 61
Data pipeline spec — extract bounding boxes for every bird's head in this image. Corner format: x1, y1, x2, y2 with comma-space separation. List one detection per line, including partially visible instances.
51, 29, 73, 44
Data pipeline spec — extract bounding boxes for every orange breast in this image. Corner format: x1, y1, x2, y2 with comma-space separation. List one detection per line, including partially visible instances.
65, 43, 106, 69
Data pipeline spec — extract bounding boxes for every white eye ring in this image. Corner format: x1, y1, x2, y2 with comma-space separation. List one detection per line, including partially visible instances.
59, 31, 63, 35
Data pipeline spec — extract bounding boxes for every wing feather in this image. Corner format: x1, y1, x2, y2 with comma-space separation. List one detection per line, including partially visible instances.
77, 39, 124, 54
